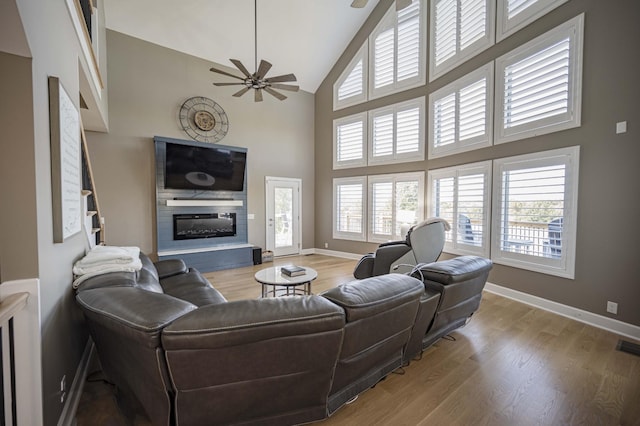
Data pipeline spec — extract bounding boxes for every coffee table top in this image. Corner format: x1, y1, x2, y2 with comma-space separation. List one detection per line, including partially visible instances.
254, 265, 318, 286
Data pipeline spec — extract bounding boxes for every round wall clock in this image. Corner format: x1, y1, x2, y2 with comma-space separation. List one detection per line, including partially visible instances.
179, 96, 229, 143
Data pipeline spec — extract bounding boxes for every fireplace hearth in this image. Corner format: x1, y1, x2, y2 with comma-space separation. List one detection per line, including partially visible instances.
173, 213, 236, 240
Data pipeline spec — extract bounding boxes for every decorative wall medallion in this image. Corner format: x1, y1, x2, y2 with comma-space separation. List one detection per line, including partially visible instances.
179, 96, 229, 143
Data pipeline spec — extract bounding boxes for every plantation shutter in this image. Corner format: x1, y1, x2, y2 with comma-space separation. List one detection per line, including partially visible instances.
372, 113, 394, 157
371, 181, 393, 236
338, 59, 363, 101
434, 0, 458, 67
503, 37, 570, 129
396, 107, 420, 153
336, 120, 364, 163
432, 176, 455, 242
457, 173, 485, 246
433, 93, 456, 148
459, 77, 487, 141
500, 164, 566, 256
374, 28, 395, 89
397, 1, 421, 81
507, 0, 539, 19
336, 182, 364, 234
460, 0, 487, 50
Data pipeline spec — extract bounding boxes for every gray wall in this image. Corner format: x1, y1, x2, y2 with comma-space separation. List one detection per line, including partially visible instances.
1, 0, 111, 423
315, 0, 640, 327
86, 30, 316, 256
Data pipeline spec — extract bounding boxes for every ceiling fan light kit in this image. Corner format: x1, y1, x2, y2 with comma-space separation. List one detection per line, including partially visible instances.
210, 0, 299, 102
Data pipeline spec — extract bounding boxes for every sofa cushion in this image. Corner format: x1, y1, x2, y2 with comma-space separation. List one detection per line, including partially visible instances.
160, 268, 226, 307
154, 258, 188, 279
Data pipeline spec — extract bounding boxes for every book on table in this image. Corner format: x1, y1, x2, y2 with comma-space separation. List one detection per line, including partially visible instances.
281, 265, 306, 277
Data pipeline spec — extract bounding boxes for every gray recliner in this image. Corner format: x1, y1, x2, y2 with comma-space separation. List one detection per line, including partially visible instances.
353, 218, 450, 279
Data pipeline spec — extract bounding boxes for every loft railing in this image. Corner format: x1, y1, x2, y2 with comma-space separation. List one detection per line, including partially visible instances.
0, 292, 29, 426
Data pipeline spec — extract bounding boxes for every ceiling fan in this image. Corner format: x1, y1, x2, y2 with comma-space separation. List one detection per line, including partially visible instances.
351, 0, 413, 11
210, 0, 299, 102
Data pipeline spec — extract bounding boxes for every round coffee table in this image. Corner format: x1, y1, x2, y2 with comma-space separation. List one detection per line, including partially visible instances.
254, 266, 318, 297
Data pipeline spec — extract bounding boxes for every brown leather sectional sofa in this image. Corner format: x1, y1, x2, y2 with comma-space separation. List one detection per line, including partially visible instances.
75, 253, 492, 425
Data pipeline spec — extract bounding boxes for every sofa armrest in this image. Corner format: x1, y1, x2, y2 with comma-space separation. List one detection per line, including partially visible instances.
77, 287, 196, 347
415, 255, 492, 285
154, 258, 188, 279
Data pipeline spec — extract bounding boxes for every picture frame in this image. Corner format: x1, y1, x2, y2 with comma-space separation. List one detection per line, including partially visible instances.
48, 76, 82, 243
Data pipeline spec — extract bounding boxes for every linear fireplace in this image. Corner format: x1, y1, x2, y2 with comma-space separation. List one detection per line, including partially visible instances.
173, 213, 237, 240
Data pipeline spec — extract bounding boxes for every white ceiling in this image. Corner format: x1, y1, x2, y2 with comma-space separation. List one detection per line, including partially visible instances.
104, 0, 381, 93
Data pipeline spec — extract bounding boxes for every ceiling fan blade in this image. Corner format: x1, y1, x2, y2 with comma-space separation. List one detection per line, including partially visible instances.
351, 0, 368, 8
233, 87, 251, 97
264, 87, 287, 101
265, 73, 297, 83
270, 83, 299, 92
209, 66, 244, 80
255, 89, 264, 102
230, 59, 252, 78
214, 82, 246, 86
396, 0, 412, 11
255, 60, 272, 80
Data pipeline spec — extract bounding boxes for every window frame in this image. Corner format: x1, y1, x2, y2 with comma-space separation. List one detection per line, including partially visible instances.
333, 176, 368, 241
495, 13, 584, 145
333, 112, 368, 170
428, 62, 494, 159
428, 161, 492, 257
429, 0, 496, 82
368, 97, 426, 166
368, 171, 425, 243
333, 41, 369, 111
496, 0, 568, 41
491, 146, 579, 278
369, 0, 426, 99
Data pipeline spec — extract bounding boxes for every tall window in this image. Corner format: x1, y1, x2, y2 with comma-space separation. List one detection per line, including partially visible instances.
491, 146, 579, 278
333, 42, 368, 110
369, 172, 425, 242
333, 112, 367, 169
429, 63, 493, 158
495, 14, 584, 144
429, 0, 495, 81
369, 97, 425, 165
497, 0, 568, 41
333, 177, 367, 241
428, 162, 491, 256
370, 0, 425, 98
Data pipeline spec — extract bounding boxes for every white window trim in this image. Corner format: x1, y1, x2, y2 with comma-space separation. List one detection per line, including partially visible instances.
428, 62, 494, 159
429, 0, 496, 82
368, 171, 425, 243
369, 0, 426, 100
495, 13, 584, 145
333, 41, 369, 111
368, 97, 426, 165
428, 161, 492, 257
496, 0, 568, 42
333, 112, 368, 170
491, 146, 579, 279
333, 176, 367, 241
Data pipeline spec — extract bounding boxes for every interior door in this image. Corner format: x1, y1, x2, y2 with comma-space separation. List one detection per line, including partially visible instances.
266, 177, 301, 257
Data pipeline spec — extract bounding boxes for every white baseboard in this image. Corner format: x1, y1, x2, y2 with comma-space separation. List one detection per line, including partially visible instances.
308, 248, 363, 260
57, 340, 95, 426
484, 282, 640, 341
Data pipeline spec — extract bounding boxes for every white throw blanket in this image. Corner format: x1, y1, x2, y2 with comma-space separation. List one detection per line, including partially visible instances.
72, 246, 142, 289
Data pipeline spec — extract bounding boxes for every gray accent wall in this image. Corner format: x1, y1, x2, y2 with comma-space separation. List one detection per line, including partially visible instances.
314, 0, 640, 327
86, 30, 316, 257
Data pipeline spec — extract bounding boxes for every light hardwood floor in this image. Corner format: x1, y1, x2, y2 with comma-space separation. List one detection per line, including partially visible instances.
75, 254, 640, 425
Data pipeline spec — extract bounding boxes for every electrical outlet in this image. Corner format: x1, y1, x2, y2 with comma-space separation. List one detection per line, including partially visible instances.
606, 301, 618, 315
324, 242, 328, 249
616, 121, 627, 134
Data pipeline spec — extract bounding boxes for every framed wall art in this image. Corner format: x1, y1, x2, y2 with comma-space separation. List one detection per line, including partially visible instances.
48, 76, 82, 243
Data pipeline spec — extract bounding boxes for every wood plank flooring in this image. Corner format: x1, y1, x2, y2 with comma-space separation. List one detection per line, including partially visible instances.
75, 254, 640, 425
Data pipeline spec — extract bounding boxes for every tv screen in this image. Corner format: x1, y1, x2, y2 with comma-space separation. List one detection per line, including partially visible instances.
164, 143, 247, 191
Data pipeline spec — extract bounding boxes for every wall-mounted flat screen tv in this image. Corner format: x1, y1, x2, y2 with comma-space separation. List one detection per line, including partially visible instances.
164, 142, 247, 191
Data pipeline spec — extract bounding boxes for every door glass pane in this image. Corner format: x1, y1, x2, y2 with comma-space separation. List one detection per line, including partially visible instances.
275, 187, 293, 248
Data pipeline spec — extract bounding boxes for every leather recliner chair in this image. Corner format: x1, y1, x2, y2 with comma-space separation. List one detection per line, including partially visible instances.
353, 218, 451, 279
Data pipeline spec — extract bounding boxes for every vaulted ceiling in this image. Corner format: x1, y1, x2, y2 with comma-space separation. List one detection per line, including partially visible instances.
104, 0, 381, 93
